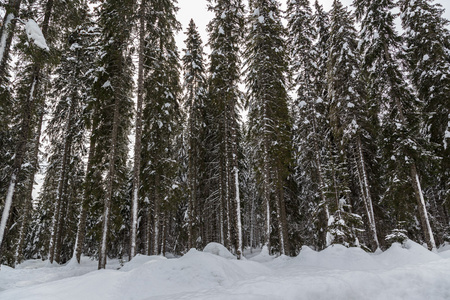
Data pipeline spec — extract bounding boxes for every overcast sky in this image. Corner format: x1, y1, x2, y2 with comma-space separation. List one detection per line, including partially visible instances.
175, 0, 450, 54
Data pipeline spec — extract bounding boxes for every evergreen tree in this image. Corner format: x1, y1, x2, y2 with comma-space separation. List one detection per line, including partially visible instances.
0, 0, 53, 260
354, 0, 436, 250
400, 0, 450, 244
327, 0, 378, 249
287, 0, 331, 250
139, 0, 182, 256
92, 0, 134, 269
182, 19, 208, 250
206, 0, 245, 257
245, 0, 293, 254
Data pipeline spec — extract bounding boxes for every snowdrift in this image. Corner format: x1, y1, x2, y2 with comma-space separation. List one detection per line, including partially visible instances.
1, 241, 449, 299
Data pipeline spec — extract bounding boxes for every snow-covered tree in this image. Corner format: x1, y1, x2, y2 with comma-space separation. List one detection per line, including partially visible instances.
182, 19, 208, 250
400, 0, 450, 244
91, 0, 134, 269
206, 0, 245, 258
354, 0, 436, 250
327, 0, 376, 249
139, 0, 182, 256
245, 0, 293, 255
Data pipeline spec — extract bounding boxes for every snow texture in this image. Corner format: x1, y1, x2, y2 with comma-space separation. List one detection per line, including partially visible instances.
25, 19, 49, 51
1, 241, 450, 299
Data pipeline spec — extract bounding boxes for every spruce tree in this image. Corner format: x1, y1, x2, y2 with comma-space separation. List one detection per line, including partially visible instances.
0, 0, 53, 260
206, 0, 245, 257
139, 0, 182, 256
400, 0, 450, 244
354, 0, 436, 250
287, 0, 332, 250
245, 0, 293, 254
327, 0, 377, 249
182, 19, 208, 250
92, 0, 134, 269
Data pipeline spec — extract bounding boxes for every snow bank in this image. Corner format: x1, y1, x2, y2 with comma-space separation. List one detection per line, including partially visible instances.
249, 245, 274, 262
203, 242, 236, 259
1, 242, 450, 299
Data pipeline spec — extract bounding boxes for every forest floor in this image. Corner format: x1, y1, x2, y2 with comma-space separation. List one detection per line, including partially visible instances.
1, 241, 450, 300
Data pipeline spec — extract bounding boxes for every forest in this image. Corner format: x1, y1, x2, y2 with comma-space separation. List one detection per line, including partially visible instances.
0, 0, 449, 270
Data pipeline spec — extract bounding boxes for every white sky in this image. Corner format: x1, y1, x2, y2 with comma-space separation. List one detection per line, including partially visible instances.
175, 0, 450, 54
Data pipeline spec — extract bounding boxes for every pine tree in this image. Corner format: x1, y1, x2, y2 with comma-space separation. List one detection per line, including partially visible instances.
354, 0, 436, 250
139, 0, 182, 256
287, 0, 332, 250
182, 19, 207, 250
206, 0, 245, 257
92, 0, 134, 269
400, 0, 450, 244
327, 0, 376, 249
0, 0, 53, 259
245, 0, 293, 255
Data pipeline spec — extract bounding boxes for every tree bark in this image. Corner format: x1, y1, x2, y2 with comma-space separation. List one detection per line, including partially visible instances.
98, 88, 120, 269
130, 0, 145, 260
73, 134, 96, 264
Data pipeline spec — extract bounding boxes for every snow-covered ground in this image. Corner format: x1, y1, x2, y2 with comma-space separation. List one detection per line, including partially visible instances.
1, 241, 450, 300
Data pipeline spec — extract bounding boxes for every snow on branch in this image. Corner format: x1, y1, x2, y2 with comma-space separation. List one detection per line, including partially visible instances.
25, 19, 49, 51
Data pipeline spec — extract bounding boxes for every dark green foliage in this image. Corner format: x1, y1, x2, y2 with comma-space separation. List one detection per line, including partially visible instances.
139, 0, 183, 255
245, 0, 293, 254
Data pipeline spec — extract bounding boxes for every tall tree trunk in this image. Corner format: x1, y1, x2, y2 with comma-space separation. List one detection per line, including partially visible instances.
355, 136, 379, 250
14, 105, 43, 266
130, 0, 145, 260
73, 134, 96, 263
153, 176, 160, 255
312, 115, 330, 250
275, 168, 288, 255
234, 166, 242, 259
98, 92, 120, 270
263, 103, 271, 252
410, 163, 436, 250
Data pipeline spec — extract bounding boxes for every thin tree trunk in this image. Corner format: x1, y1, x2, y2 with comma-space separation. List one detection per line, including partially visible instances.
356, 136, 379, 250
234, 166, 242, 259
14, 105, 43, 266
98, 91, 120, 270
411, 163, 436, 250
49, 86, 77, 264
153, 177, 160, 255
73, 135, 96, 263
130, 0, 145, 260
312, 116, 330, 249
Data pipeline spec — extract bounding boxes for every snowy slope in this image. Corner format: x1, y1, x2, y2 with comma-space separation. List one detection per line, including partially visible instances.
1, 241, 449, 300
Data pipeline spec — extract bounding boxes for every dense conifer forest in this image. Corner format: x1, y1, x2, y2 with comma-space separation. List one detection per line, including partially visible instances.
0, 0, 449, 268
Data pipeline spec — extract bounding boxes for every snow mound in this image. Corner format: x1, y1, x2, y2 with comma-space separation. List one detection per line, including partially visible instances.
249, 245, 274, 262
203, 242, 236, 259
295, 244, 381, 270
378, 240, 441, 268
120, 254, 167, 272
